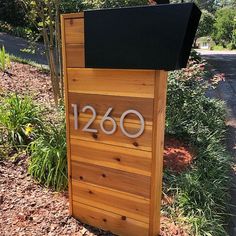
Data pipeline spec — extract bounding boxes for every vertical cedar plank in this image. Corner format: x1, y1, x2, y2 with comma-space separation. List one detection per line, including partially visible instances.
149, 70, 168, 236
61, 15, 73, 215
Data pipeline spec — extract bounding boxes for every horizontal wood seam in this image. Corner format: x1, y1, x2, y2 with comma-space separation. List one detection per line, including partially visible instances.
70, 136, 152, 152
72, 199, 150, 224
72, 179, 151, 202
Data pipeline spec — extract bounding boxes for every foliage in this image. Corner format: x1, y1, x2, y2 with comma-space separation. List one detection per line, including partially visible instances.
0, 0, 27, 27
166, 61, 225, 146
196, 10, 215, 38
212, 7, 236, 47
0, 94, 42, 147
0, 46, 11, 72
81, 0, 146, 9
193, 0, 217, 13
20, 0, 62, 106
212, 44, 225, 50
28, 119, 67, 191
60, 0, 82, 12
164, 56, 230, 235
218, 0, 236, 8
227, 42, 236, 50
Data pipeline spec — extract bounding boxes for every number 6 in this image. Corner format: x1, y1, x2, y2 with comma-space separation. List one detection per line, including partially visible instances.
100, 107, 117, 135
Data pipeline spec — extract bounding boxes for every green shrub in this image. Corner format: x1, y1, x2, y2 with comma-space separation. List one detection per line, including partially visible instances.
0, 21, 38, 40
28, 121, 67, 191
212, 45, 225, 50
164, 58, 231, 235
166, 74, 226, 148
0, 46, 10, 72
0, 94, 42, 147
226, 42, 236, 50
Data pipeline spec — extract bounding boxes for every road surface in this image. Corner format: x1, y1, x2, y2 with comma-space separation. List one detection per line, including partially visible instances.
0, 32, 47, 65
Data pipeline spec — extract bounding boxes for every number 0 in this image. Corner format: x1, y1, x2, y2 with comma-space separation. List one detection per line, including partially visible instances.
120, 110, 145, 138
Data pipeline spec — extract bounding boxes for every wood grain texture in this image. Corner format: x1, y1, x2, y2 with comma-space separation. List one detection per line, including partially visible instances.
71, 161, 151, 198
62, 12, 84, 19
72, 181, 150, 223
68, 92, 154, 123
70, 139, 152, 176
73, 201, 149, 236
65, 18, 84, 44
66, 44, 85, 68
69, 115, 152, 151
67, 68, 155, 98
61, 15, 73, 214
149, 70, 168, 236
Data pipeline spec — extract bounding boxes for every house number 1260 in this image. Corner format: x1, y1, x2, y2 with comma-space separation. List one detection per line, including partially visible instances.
71, 104, 145, 139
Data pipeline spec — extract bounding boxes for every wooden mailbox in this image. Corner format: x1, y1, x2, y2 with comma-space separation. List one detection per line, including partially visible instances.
61, 3, 200, 236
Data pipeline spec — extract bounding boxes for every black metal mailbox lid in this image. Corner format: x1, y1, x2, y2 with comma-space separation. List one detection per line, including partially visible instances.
84, 3, 201, 71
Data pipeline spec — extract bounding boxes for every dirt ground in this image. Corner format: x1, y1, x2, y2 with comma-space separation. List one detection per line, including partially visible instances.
0, 62, 193, 236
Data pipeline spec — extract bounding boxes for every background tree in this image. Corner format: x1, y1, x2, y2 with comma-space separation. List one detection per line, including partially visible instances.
21, 0, 62, 106
196, 9, 215, 38
194, 0, 217, 13
212, 7, 236, 47
0, 0, 26, 26
218, 0, 236, 7
81, 0, 147, 9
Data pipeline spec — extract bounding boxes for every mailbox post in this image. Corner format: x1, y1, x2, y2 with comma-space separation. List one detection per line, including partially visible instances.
61, 4, 200, 236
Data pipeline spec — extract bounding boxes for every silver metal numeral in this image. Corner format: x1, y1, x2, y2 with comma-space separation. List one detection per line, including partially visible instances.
100, 107, 117, 135
71, 104, 78, 130
120, 109, 145, 138
82, 105, 98, 133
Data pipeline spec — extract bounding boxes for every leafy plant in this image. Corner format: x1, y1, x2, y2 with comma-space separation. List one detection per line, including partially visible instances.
196, 10, 215, 39
212, 7, 236, 47
164, 56, 231, 235
81, 0, 146, 9
0, 46, 11, 72
0, 94, 42, 147
20, 0, 63, 106
28, 121, 67, 191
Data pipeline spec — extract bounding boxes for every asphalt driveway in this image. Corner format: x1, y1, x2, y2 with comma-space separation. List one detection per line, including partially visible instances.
0, 32, 47, 65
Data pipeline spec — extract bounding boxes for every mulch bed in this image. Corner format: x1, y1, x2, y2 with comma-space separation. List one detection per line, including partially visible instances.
0, 155, 113, 236
164, 137, 193, 173
0, 62, 53, 105
0, 62, 193, 236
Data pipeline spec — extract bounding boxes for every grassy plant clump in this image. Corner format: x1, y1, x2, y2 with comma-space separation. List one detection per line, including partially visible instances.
164, 54, 231, 235
10, 55, 49, 73
0, 94, 42, 148
28, 118, 67, 191
0, 46, 11, 72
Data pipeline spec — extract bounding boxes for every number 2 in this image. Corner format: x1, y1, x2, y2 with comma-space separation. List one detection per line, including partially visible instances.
82, 105, 98, 133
